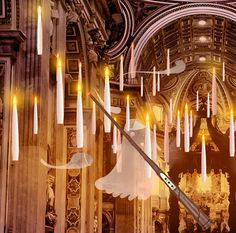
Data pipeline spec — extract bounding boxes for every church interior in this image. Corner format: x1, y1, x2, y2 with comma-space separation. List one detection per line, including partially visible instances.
1, 1, 236, 233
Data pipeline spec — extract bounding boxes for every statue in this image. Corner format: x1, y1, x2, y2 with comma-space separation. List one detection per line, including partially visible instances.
45, 175, 57, 227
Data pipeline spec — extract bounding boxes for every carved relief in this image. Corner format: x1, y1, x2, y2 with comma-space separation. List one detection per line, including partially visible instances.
0, 0, 11, 25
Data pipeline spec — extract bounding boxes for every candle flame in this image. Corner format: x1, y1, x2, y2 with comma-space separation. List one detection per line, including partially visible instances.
13, 96, 17, 104
105, 67, 109, 80
34, 96, 37, 104
38, 5, 41, 14
146, 114, 149, 123
78, 82, 81, 92
202, 134, 205, 142
114, 117, 117, 122
79, 61, 82, 67
127, 95, 129, 101
185, 103, 188, 111
178, 110, 180, 117
121, 55, 123, 61
190, 110, 192, 115
57, 57, 62, 67
231, 109, 233, 116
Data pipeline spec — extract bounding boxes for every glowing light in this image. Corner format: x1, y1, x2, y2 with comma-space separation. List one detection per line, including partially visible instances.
199, 56, 206, 62
199, 36, 207, 42
120, 55, 124, 91
76, 81, 83, 148
37, 6, 43, 55
12, 96, 19, 161
198, 20, 207, 26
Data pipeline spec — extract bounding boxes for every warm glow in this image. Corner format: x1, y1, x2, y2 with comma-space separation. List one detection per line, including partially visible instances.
146, 114, 150, 123
231, 109, 233, 117
114, 117, 117, 122
121, 55, 123, 61
57, 57, 62, 67
177, 110, 180, 117
38, 5, 41, 15
198, 20, 207, 26
78, 82, 81, 92
105, 67, 109, 80
190, 110, 192, 116
13, 96, 17, 105
199, 56, 206, 62
199, 36, 207, 42
185, 103, 188, 112
202, 134, 205, 142
213, 67, 215, 74
34, 96, 37, 104
127, 95, 129, 101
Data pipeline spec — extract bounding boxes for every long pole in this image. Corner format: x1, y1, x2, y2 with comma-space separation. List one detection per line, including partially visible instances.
88, 92, 211, 231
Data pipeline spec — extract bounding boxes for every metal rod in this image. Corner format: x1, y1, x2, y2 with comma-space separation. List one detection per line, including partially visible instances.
88, 92, 211, 230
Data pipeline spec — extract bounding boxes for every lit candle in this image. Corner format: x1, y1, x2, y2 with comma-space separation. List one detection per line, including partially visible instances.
104, 67, 111, 133
140, 76, 143, 97
207, 93, 210, 118
56, 56, 64, 124
145, 114, 152, 178
113, 118, 117, 154
130, 43, 135, 79
190, 110, 193, 138
176, 110, 181, 148
196, 91, 199, 111
212, 67, 217, 116
37, 6, 42, 55
153, 124, 157, 161
34, 96, 38, 135
157, 72, 160, 92
117, 129, 122, 173
230, 109, 235, 157
184, 104, 190, 152
12, 96, 19, 161
169, 98, 173, 125
153, 66, 156, 96
222, 62, 225, 82
79, 61, 82, 83
164, 114, 169, 163
201, 133, 207, 182
126, 95, 130, 131
167, 49, 170, 76
120, 55, 124, 91
76, 83, 83, 148
92, 101, 96, 135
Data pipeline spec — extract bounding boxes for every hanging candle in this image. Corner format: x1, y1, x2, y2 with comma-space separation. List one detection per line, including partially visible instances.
79, 61, 82, 83
230, 109, 235, 157
12, 96, 19, 161
120, 55, 124, 91
113, 118, 118, 154
37, 6, 42, 55
76, 82, 83, 148
207, 93, 210, 118
33, 96, 38, 135
189, 110, 193, 138
176, 110, 181, 148
157, 72, 160, 92
104, 67, 111, 133
184, 104, 190, 152
145, 114, 152, 178
152, 66, 156, 96
117, 129, 122, 173
222, 62, 225, 82
196, 91, 199, 111
169, 98, 173, 125
140, 76, 143, 97
167, 49, 170, 76
212, 67, 217, 116
56, 56, 64, 124
92, 101, 96, 135
130, 43, 135, 79
201, 133, 207, 182
164, 114, 169, 163
126, 95, 130, 131
153, 124, 157, 162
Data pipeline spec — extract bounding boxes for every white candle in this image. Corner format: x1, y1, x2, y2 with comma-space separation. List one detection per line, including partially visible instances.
79, 61, 82, 83
140, 76, 143, 97
37, 6, 42, 55
176, 110, 181, 148
212, 67, 217, 116
207, 93, 210, 118
157, 72, 160, 92
104, 67, 111, 133
201, 134, 207, 182
113, 118, 117, 154
76, 83, 83, 148
117, 129, 122, 173
190, 110, 193, 138
167, 49, 170, 76
56, 56, 64, 124
196, 91, 199, 111
12, 96, 19, 161
164, 114, 169, 163
153, 66, 156, 96
184, 104, 190, 152
230, 109, 235, 157
169, 98, 173, 125
33, 96, 38, 135
153, 124, 157, 162
120, 55, 124, 91
126, 95, 130, 131
130, 43, 135, 79
145, 114, 152, 178
92, 101, 96, 135
222, 62, 225, 82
